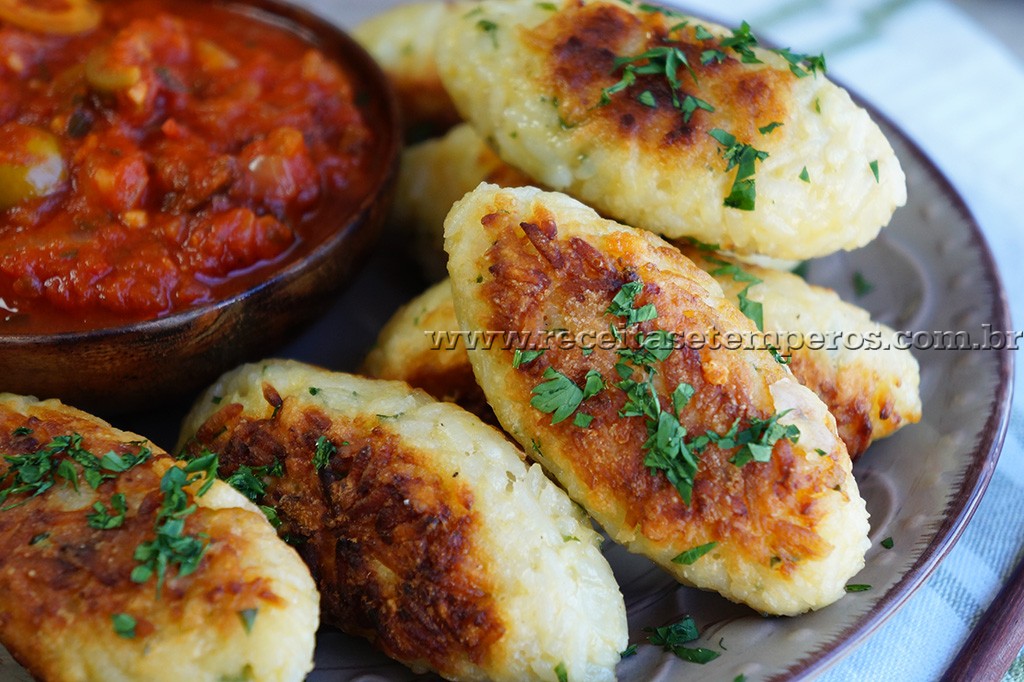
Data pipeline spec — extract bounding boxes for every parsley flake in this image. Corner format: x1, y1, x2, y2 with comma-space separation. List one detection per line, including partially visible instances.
799, 166, 810, 183
759, 121, 783, 135
130, 457, 218, 596
308, 387, 321, 396
606, 280, 657, 326
638, 2, 683, 17
720, 21, 761, 64
238, 608, 258, 634
773, 48, 826, 77
869, 159, 880, 182
637, 90, 657, 107
477, 19, 498, 47
700, 48, 727, 65
707, 257, 764, 330
881, 537, 895, 549
646, 616, 720, 664
768, 344, 791, 365
531, 368, 586, 424
708, 128, 768, 211
672, 541, 717, 565
852, 271, 874, 296
693, 25, 714, 40
554, 661, 569, 682
313, 436, 336, 471
87, 493, 128, 530
846, 583, 871, 592
112, 613, 137, 639
573, 413, 594, 429
708, 412, 800, 467
600, 47, 714, 123
512, 348, 546, 368
620, 643, 639, 659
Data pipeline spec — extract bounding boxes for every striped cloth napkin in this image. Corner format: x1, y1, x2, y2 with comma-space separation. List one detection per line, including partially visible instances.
305, 1, 1024, 678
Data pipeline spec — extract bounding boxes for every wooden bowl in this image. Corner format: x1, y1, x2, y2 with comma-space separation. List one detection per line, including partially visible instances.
0, 0, 400, 414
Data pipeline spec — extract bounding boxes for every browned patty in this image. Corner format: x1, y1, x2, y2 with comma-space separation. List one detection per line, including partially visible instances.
180, 384, 504, 675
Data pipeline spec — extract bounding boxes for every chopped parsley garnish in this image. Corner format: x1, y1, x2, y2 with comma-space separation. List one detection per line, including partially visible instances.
881, 536, 894, 549
620, 643, 639, 658
536, 1, 558, 9
759, 121, 783, 135
708, 128, 768, 211
768, 344, 791, 365
531, 368, 602, 424
700, 48, 727, 65
0, 434, 150, 510
584, 371, 605, 399
799, 166, 810, 183
606, 280, 657, 326
693, 25, 714, 40
869, 159, 880, 182
852, 271, 874, 296
512, 348, 546, 368
477, 19, 498, 48
791, 260, 810, 279
573, 413, 594, 428
599, 47, 714, 123
815, 448, 828, 456
672, 541, 717, 565
112, 613, 137, 639
637, 90, 657, 107
11, 426, 32, 437
646, 616, 720, 664
554, 661, 569, 682
308, 387, 321, 396
845, 583, 871, 592
706, 257, 764, 330
29, 532, 50, 545
131, 455, 218, 596
701, 412, 800, 466
87, 493, 128, 530
720, 21, 760, 64
223, 460, 283, 503
313, 436, 337, 471
238, 608, 258, 634
774, 48, 826, 77
638, 2, 683, 17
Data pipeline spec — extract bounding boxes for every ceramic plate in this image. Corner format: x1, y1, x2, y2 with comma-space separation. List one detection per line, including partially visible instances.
0, 1, 1012, 680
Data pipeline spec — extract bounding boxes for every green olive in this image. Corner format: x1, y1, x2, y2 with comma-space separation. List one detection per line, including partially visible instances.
85, 45, 141, 92
0, 124, 67, 210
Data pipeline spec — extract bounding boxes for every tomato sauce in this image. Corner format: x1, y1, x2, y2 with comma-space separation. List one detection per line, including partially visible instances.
0, 0, 374, 333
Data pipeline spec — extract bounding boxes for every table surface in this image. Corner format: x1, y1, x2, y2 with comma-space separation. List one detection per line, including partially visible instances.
309, 0, 1024, 680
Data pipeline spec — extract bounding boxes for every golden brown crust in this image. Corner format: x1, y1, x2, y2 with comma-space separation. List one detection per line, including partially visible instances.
0, 400, 292, 682
476, 208, 839, 568
182, 388, 505, 675
529, 1, 788, 158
